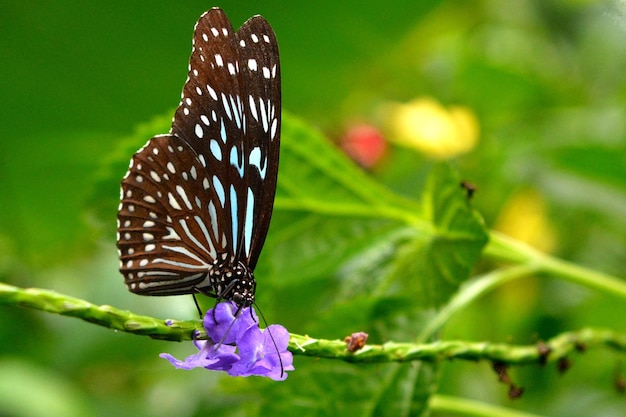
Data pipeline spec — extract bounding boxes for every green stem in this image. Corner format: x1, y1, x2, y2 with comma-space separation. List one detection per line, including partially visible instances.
419, 264, 541, 341
0, 282, 201, 342
430, 394, 546, 417
420, 231, 626, 344
290, 328, 626, 364
485, 231, 626, 300
2, 282, 625, 365
539, 255, 626, 298
273, 197, 428, 229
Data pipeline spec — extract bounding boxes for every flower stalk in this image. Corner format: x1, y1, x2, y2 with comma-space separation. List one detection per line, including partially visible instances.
2, 282, 625, 366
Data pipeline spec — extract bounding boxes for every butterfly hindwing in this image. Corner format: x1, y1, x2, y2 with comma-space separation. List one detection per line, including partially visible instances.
118, 134, 227, 295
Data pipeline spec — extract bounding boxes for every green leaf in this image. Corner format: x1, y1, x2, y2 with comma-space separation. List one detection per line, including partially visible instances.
275, 113, 421, 223
385, 164, 489, 306
373, 363, 439, 417
258, 360, 438, 417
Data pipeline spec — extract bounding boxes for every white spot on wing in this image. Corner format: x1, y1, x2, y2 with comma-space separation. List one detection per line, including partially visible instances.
249, 95, 258, 121
213, 175, 225, 207
150, 171, 161, 183
168, 192, 182, 210
259, 97, 268, 132
222, 93, 232, 120
220, 119, 227, 143
230, 185, 238, 241
207, 85, 218, 100
244, 187, 255, 256
163, 226, 181, 240
270, 118, 278, 140
210, 139, 222, 161
230, 94, 241, 128
230, 146, 244, 177
195, 124, 204, 138
176, 185, 193, 210
178, 218, 210, 255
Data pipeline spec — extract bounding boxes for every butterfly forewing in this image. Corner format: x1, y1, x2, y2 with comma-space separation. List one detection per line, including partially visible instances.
235, 16, 281, 269
117, 8, 280, 299
172, 10, 243, 256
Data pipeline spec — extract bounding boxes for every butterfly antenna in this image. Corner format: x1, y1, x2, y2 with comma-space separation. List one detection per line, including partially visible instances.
254, 302, 284, 378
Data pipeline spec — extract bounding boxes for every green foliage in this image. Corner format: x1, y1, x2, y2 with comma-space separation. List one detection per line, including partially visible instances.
248, 117, 485, 416
267, 115, 487, 313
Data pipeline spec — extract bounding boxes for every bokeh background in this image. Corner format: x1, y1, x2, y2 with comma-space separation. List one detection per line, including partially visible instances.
2, 0, 626, 416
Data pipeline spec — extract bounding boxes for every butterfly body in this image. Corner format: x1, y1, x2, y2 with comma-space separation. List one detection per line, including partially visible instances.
117, 8, 280, 308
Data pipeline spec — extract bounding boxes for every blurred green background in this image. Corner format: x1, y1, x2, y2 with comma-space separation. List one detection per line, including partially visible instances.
2, 0, 626, 416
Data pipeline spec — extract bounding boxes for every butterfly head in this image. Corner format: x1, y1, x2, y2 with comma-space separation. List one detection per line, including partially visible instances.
209, 254, 256, 308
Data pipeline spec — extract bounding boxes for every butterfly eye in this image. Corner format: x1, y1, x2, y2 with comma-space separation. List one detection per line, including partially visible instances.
117, 7, 280, 307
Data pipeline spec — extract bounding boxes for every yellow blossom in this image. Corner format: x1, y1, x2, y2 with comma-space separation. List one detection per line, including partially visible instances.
387, 98, 479, 159
494, 189, 556, 253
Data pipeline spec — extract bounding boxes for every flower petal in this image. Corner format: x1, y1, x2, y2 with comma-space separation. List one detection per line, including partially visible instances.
204, 302, 259, 344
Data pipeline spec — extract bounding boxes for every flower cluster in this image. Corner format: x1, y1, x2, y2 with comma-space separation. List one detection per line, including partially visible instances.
160, 302, 294, 381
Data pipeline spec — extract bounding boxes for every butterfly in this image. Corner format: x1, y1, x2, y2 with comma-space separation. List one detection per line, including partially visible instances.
116, 7, 280, 309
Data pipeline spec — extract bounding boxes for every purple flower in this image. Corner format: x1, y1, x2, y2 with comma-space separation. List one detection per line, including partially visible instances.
228, 324, 292, 380
160, 302, 294, 381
